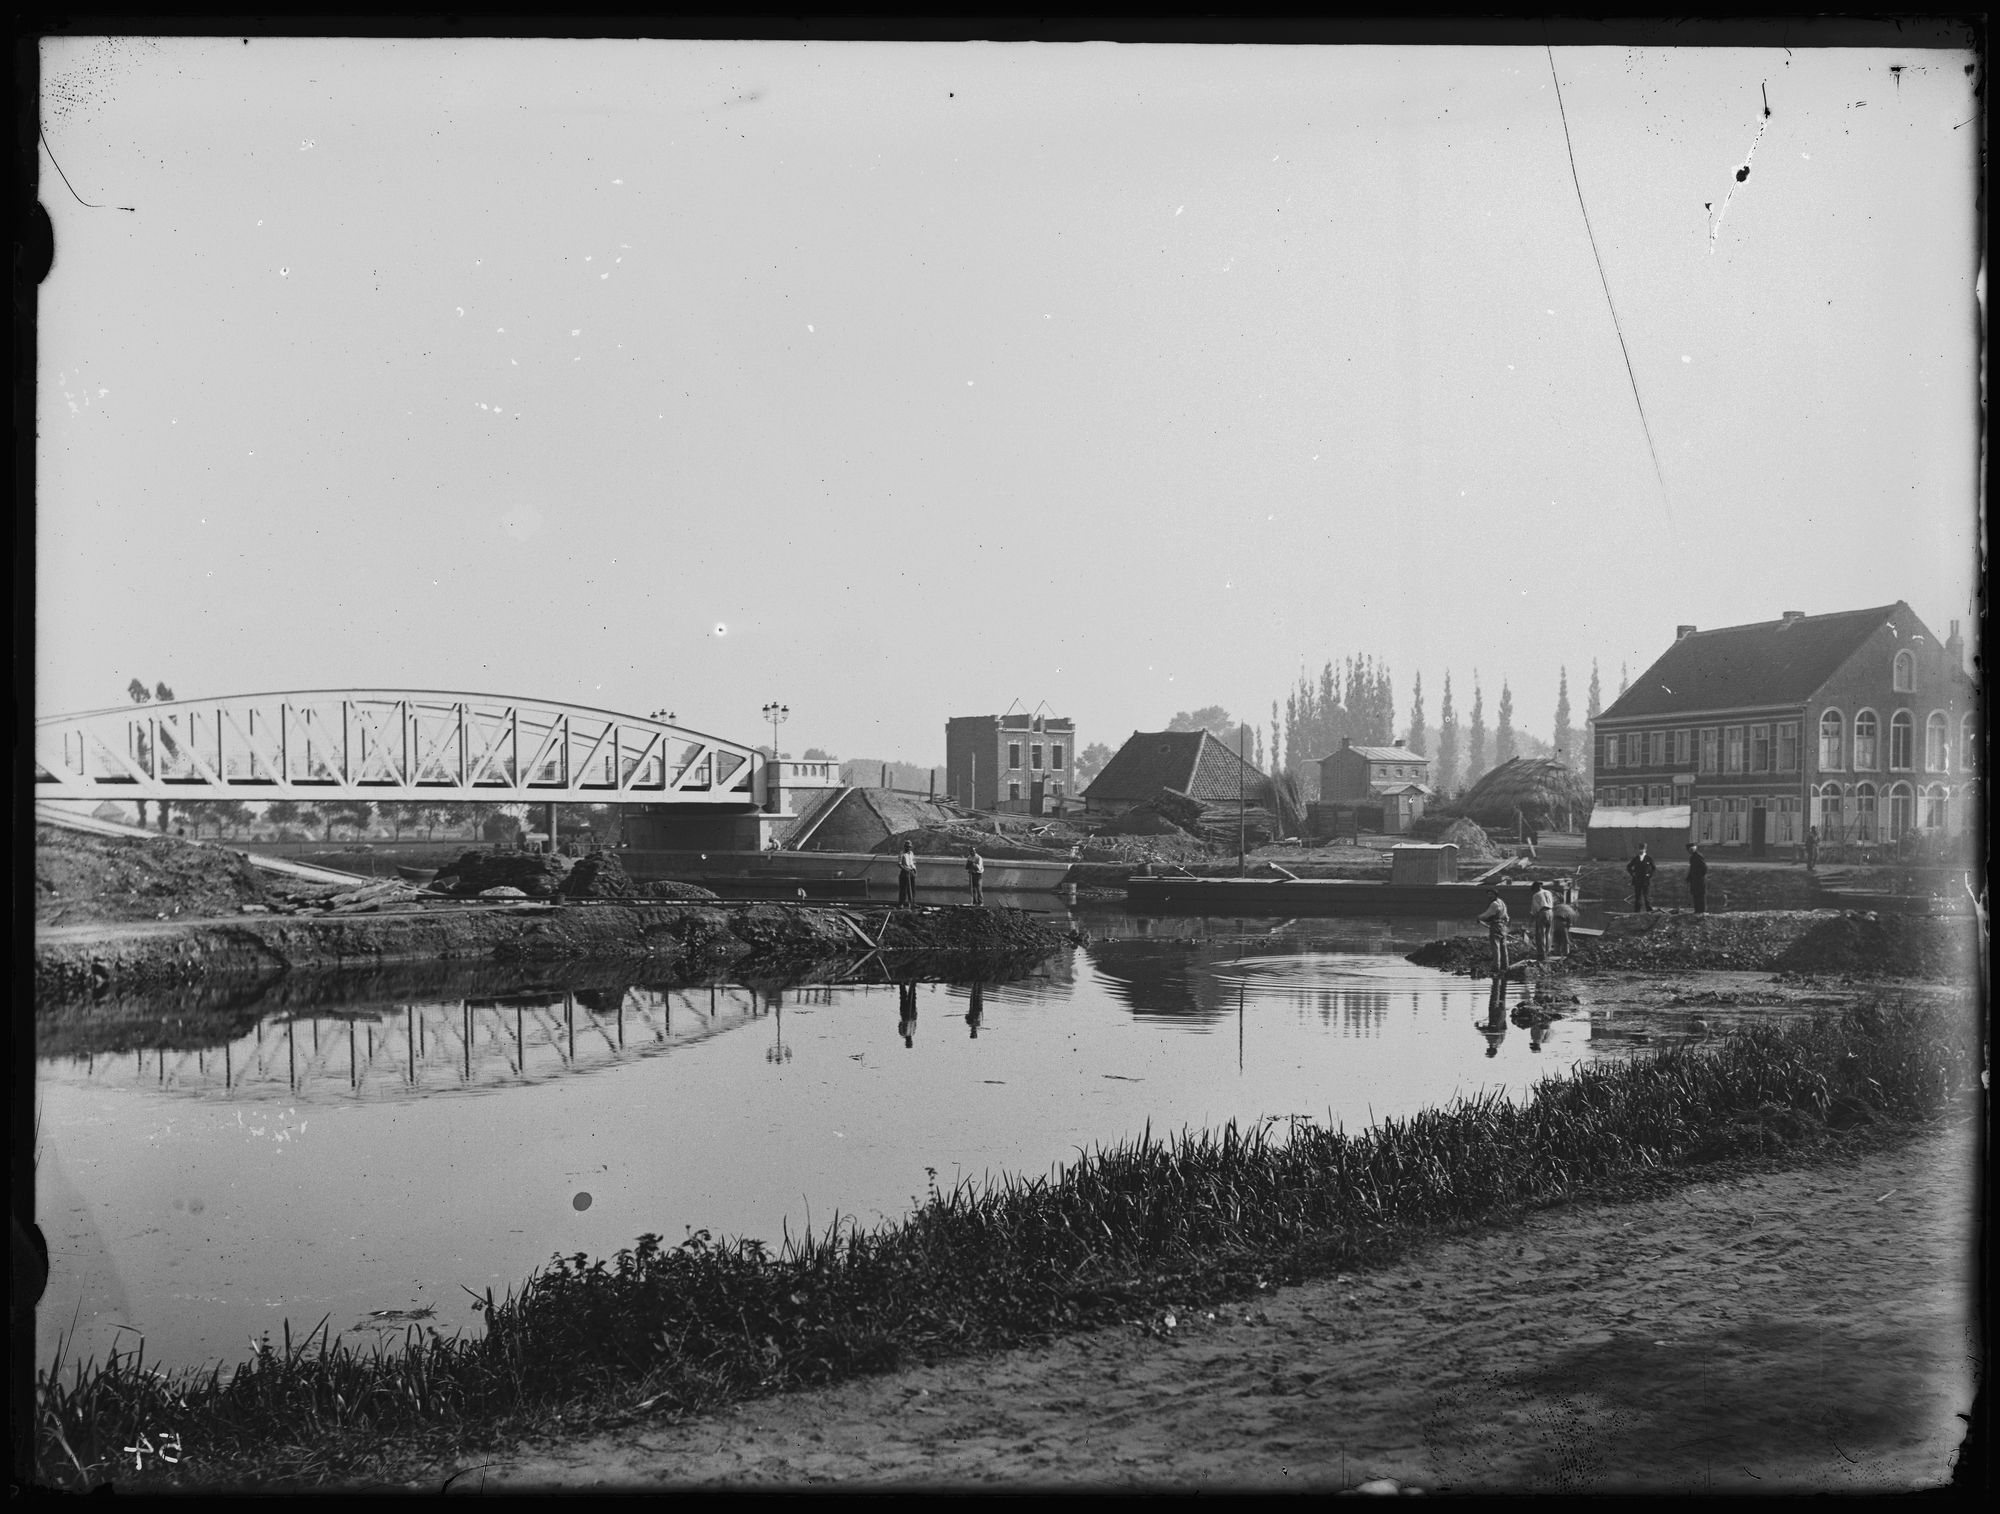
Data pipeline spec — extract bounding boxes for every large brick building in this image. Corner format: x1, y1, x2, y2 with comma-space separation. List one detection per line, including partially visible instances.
944, 708, 1077, 815
1593, 603, 1977, 858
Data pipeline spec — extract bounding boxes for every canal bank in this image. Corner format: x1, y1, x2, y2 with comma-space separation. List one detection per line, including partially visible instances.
35, 901, 1076, 1000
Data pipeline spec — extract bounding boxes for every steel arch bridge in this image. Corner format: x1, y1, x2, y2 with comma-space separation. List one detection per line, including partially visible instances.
34, 690, 770, 807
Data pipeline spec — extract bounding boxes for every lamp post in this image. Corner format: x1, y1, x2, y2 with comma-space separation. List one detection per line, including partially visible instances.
761, 702, 789, 816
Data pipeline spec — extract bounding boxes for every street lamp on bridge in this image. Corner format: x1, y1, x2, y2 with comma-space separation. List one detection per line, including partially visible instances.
761, 702, 789, 756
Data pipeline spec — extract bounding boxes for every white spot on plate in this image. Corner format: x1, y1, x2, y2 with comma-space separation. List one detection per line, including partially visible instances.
1682, 354, 1692, 363
713, 623, 727, 636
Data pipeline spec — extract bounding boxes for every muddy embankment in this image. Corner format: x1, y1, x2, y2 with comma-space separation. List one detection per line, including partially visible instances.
36, 901, 1074, 1002
34, 825, 1077, 1011
1406, 909, 1981, 983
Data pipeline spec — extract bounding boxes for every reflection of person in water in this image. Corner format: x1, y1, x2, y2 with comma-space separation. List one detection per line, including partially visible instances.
898, 981, 918, 1048
965, 981, 984, 1039
1477, 974, 1509, 1057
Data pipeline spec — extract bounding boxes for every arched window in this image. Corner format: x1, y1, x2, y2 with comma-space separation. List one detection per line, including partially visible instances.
1853, 783, 1878, 842
1819, 709, 1844, 770
1922, 784, 1949, 832
1818, 783, 1845, 839
1963, 714, 1978, 774
1852, 709, 1879, 769
1893, 649, 1915, 691
1889, 711, 1914, 770
1925, 712, 1948, 771
1886, 782, 1914, 841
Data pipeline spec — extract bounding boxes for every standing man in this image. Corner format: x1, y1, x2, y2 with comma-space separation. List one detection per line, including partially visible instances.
964, 846, 986, 906
897, 840, 919, 907
1529, 878, 1555, 960
1626, 843, 1656, 913
1804, 825, 1820, 872
1478, 886, 1511, 980
1686, 842, 1709, 915
1552, 880, 1578, 957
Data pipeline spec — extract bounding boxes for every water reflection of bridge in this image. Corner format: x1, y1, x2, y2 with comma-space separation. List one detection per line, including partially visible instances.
45, 986, 814, 1099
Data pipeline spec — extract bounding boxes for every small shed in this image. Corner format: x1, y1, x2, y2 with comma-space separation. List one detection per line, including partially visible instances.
1586, 805, 1693, 861
1389, 843, 1459, 885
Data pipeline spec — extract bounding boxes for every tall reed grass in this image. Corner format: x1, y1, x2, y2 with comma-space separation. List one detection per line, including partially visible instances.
33, 997, 1979, 1489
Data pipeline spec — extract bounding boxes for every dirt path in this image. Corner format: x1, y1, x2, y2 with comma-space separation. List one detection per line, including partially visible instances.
428, 1119, 1980, 1494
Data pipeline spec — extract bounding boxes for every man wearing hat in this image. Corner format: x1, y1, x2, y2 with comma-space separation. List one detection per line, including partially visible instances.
1625, 842, 1656, 913
1686, 842, 1709, 915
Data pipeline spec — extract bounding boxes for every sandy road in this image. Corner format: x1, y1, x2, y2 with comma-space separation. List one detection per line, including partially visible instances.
425, 1117, 1980, 1495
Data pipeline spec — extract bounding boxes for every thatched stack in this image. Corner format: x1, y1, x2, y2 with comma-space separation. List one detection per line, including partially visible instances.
1457, 756, 1594, 833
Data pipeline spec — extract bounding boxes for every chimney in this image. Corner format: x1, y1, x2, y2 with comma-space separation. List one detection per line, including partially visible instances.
1394, 739, 1406, 748
1341, 736, 1352, 749
1781, 610, 1806, 622
1676, 624, 1698, 640
1947, 619, 1965, 671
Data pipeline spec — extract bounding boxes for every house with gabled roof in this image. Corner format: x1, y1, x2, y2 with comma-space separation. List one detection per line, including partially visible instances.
1318, 738, 1435, 833
1593, 603, 1977, 858
1083, 730, 1273, 818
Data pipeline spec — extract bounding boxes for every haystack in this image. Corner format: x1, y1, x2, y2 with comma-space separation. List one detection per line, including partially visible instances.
1458, 756, 1593, 833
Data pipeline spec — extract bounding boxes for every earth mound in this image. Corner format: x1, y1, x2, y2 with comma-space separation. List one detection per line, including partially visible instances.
563, 852, 639, 899
436, 849, 574, 899
35, 823, 271, 925
642, 879, 723, 902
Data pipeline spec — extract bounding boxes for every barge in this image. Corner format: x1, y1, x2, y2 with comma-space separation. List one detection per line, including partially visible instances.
1124, 844, 1573, 918
620, 847, 1076, 898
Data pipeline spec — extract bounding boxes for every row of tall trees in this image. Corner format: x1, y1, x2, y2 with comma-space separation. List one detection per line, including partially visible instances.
1257, 657, 1618, 803
1276, 657, 1396, 784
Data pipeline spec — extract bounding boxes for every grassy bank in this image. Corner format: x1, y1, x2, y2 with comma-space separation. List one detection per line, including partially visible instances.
32, 997, 1979, 1490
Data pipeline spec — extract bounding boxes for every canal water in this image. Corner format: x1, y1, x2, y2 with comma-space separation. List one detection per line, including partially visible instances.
36, 910, 1688, 1375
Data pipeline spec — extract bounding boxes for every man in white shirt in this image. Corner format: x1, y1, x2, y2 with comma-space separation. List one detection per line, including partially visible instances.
1529, 879, 1556, 959
897, 841, 919, 907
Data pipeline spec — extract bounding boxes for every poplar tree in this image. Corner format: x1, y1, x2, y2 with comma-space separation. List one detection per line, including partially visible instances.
1553, 668, 1574, 763
1587, 660, 1603, 783
1495, 681, 1517, 767
1407, 672, 1427, 756
1466, 675, 1489, 790
1437, 673, 1460, 798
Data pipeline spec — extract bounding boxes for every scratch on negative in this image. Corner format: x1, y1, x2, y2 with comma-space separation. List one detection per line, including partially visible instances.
1708, 83, 1773, 253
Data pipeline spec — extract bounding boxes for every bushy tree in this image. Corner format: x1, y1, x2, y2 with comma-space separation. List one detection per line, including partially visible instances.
1074, 742, 1113, 787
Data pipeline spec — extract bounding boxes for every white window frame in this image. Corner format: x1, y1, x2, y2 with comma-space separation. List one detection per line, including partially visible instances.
1889, 711, 1914, 771
1885, 782, 1914, 841
1893, 649, 1915, 691
1750, 724, 1771, 772
1819, 710, 1844, 771
1008, 743, 1022, 771
1852, 708, 1879, 771
1924, 712, 1948, 772
1674, 729, 1691, 766
1725, 726, 1745, 774
1776, 721, 1799, 773
1700, 728, 1720, 774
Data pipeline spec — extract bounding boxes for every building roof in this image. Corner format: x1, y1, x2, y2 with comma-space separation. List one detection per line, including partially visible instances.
1373, 781, 1434, 796
1085, 729, 1268, 803
1328, 744, 1431, 764
1601, 604, 1909, 721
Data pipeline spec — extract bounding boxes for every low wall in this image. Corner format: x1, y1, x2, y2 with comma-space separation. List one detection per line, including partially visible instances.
1578, 861, 1828, 913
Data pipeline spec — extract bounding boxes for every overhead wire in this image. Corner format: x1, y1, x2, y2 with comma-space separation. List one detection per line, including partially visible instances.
1545, 46, 1673, 528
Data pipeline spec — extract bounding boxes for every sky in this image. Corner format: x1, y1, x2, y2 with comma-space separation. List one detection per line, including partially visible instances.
37, 37, 1982, 767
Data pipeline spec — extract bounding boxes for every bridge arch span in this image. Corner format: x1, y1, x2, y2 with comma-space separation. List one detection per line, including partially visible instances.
35, 689, 769, 807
